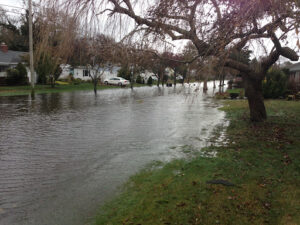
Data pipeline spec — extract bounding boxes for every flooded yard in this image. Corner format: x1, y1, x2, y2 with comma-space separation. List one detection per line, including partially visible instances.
0, 83, 226, 225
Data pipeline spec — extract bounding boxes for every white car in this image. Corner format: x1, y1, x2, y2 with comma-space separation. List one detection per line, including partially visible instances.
104, 77, 130, 86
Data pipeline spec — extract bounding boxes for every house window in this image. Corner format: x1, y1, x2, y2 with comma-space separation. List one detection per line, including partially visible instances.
83, 70, 89, 77
0, 66, 8, 72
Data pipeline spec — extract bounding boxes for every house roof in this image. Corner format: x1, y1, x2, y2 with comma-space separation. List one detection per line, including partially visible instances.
289, 62, 300, 72
0, 50, 28, 66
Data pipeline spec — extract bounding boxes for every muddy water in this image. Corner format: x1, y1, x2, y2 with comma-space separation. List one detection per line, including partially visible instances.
0, 83, 226, 225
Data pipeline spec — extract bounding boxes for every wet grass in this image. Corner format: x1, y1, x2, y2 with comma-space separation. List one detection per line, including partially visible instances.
226, 88, 244, 94
94, 100, 300, 225
0, 83, 147, 97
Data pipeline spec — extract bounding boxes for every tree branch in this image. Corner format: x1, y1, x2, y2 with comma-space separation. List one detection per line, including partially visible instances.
261, 31, 299, 73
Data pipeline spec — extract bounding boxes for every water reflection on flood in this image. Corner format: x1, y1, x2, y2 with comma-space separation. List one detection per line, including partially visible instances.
0, 82, 226, 225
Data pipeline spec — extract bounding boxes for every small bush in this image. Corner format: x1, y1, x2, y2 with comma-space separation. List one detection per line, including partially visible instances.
136, 75, 142, 84
67, 73, 74, 83
118, 66, 131, 80
73, 78, 82, 85
163, 74, 169, 83
5, 63, 28, 85
147, 76, 153, 86
215, 92, 229, 99
263, 68, 287, 99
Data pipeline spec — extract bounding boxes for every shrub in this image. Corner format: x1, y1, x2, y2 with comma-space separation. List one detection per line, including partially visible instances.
73, 78, 82, 85
5, 63, 28, 85
147, 76, 153, 85
117, 66, 131, 80
263, 68, 287, 99
16, 63, 28, 80
163, 74, 169, 83
67, 73, 74, 83
215, 92, 229, 99
136, 75, 142, 84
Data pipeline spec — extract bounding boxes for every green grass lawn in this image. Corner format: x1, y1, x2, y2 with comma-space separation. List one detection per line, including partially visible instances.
94, 100, 300, 225
226, 88, 244, 94
0, 83, 147, 97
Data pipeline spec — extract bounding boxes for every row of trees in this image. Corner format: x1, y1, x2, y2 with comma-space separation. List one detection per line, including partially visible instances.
1, 5, 209, 92
49, 0, 299, 122
0, 4, 78, 87
2, 0, 300, 121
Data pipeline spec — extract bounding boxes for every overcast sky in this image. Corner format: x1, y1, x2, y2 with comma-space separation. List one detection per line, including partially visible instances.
0, 0, 23, 8
0, 0, 26, 16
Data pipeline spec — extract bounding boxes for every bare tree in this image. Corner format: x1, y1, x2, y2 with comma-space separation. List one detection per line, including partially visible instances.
43, 0, 300, 121
34, 4, 79, 86
92, 0, 299, 122
86, 34, 117, 94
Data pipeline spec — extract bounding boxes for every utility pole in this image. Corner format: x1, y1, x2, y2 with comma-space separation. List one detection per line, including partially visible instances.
28, 0, 35, 90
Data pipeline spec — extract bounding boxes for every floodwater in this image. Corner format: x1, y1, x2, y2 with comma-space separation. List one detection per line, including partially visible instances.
0, 82, 226, 225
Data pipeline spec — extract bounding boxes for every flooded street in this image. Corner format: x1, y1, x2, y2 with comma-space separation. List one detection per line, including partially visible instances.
0, 83, 226, 225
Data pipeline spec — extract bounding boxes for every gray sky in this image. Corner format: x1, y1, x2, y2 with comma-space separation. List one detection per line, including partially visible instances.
0, 0, 26, 15
0, 0, 23, 8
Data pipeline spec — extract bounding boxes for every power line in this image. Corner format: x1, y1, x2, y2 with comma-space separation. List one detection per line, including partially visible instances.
0, 3, 25, 10
0, 9, 26, 15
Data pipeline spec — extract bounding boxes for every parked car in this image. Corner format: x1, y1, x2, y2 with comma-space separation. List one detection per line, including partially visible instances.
104, 77, 130, 86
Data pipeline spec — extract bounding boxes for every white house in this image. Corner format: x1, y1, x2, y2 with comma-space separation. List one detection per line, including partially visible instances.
100, 66, 121, 82
0, 42, 36, 84
59, 64, 72, 79
140, 70, 158, 81
288, 62, 300, 90
73, 66, 97, 81
67, 65, 120, 82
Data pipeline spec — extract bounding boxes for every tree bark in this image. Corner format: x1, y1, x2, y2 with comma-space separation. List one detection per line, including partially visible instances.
243, 75, 267, 122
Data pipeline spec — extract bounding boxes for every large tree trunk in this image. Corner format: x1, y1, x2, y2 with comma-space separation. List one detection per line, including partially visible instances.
243, 75, 267, 122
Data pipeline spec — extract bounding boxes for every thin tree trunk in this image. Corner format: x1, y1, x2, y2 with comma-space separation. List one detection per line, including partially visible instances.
213, 79, 216, 89
51, 76, 55, 88
222, 75, 225, 86
203, 78, 208, 91
130, 70, 134, 89
174, 70, 177, 86
157, 76, 160, 87
243, 75, 267, 122
93, 79, 97, 95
